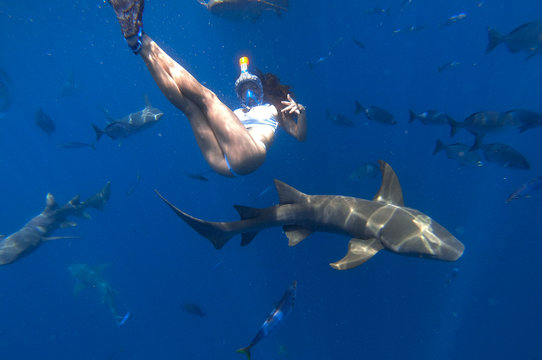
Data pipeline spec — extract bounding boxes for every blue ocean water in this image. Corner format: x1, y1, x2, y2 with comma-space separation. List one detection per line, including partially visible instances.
0, 0, 541, 359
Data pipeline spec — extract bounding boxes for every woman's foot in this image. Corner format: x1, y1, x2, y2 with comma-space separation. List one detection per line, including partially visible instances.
107, 0, 145, 54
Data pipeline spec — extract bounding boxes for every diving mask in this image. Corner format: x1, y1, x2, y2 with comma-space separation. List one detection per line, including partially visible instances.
235, 57, 263, 108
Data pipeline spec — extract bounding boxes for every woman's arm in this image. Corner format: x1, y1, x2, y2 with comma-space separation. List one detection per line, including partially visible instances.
279, 94, 307, 141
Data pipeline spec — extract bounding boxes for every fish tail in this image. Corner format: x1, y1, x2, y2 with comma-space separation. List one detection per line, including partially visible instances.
155, 190, 234, 249
449, 119, 460, 137
82, 181, 112, 211
433, 139, 445, 155
236, 346, 252, 360
485, 27, 502, 54
408, 109, 417, 123
354, 101, 365, 114
92, 124, 104, 142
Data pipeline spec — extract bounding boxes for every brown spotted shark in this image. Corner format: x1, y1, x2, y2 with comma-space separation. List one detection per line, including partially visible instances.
0, 182, 111, 266
156, 161, 464, 270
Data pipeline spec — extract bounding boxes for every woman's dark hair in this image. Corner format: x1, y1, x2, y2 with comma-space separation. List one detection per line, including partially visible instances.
255, 69, 295, 113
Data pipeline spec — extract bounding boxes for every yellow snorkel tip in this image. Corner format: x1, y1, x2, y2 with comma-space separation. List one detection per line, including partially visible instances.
239, 56, 249, 73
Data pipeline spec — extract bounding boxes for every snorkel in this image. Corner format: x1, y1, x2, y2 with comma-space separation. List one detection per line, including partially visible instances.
235, 56, 263, 109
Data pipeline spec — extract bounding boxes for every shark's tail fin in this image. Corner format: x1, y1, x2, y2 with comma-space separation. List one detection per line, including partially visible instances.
236, 346, 252, 360
154, 190, 233, 249
92, 124, 105, 142
82, 182, 111, 211
486, 27, 503, 54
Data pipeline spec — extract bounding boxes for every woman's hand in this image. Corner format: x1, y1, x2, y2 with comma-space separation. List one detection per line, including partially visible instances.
281, 94, 305, 116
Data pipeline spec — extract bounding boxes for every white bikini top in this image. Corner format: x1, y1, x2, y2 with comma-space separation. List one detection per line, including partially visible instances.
234, 104, 278, 132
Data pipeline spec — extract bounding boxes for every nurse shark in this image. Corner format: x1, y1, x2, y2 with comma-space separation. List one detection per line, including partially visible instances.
0, 182, 111, 266
156, 161, 464, 270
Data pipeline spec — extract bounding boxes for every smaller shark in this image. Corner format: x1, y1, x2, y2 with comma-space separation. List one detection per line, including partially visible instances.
93, 95, 163, 141
198, 0, 288, 21
0, 182, 111, 266
69, 263, 130, 326
156, 161, 464, 270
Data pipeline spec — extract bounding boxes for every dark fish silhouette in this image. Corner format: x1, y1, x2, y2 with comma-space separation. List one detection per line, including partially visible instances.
57, 141, 96, 150
352, 38, 366, 49
237, 281, 296, 360
409, 110, 454, 125
198, 0, 288, 20
181, 302, 206, 317
326, 110, 354, 127
35, 108, 56, 135
481, 143, 530, 169
355, 101, 396, 125
506, 177, 542, 203
155, 161, 464, 270
505, 109, 542, 132
348, 163, 380, 181
438, 61, 461, 72
450, 111, 521, 149
186, 172, 209, 181
93, 95, 163, 141
440, 13, 467, 28
0, 182, 110, 265
486, 21, 542, 58
69, 263, 130, 326
433, 139, 484, 167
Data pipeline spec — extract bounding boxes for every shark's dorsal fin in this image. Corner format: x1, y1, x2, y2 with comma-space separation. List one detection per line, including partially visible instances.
143, 94, 151, 107
372, 160, 404, 206
283, 225, 313, 246
329, 238, 384, 270
274, 180, 307, 205
45, 193, 58, 212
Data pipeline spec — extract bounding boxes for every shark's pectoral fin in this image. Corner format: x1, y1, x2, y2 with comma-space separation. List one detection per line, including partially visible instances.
60, 221, 77, 228
330, 238, 383, 270
283, 225, 313, 246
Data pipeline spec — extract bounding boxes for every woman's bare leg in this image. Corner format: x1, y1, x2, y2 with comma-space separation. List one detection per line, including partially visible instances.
138, 35, 266, 174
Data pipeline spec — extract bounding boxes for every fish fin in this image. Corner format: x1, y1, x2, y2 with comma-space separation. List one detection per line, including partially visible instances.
155, 190, 233, 249
82, 181, 111, 211
60, 221, 77, 228
354, 101, 364, 114
44, 193, 58, 213
233, 205, 261, 246
42, 236, 83, 241
329, 238, 383, 270
372, 161, 404, 206
449, 119, 460, 137
273, 180, 307, 205
433, 139, 445, 155
241, 232, 258, 246
92, 124, 104, 142
143, 94, 151, 107
236, 346, 252, 360
283, 225, 313, 246
234, 205, 261, 219
485, 27, 502, 54
408, 109, 417, 123
469, 134, 484, 151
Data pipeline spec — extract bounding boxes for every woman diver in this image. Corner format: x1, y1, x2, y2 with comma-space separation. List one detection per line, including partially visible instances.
106, 0, 307, 177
